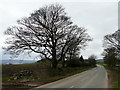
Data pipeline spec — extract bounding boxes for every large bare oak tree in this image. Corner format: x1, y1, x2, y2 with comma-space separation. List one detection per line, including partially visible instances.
4, 4, 92, 68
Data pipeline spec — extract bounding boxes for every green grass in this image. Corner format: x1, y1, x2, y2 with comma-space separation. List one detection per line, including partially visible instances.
108, 69, 119, 88
97, 63, 106, 66
98, 63, 120, 89
16, 61, 51, 65
116, 64, 120, 66
2, 77, 11, 82
111, 69, 119, 88
19, 63, 37, 65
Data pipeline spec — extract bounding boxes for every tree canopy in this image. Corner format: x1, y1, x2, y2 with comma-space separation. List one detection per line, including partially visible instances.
104, 29, 120, 54
102, 47, 117, 66
4, 4, 92, 68
103, 29, 120, 66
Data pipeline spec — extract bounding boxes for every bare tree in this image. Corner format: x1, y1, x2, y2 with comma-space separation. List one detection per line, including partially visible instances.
103, 29, 120, 64
102, 47, 117, 66
88, 55, 97, 67
104, 29, 120, 53
4, 4, 92, 68
58, 26, 92, 67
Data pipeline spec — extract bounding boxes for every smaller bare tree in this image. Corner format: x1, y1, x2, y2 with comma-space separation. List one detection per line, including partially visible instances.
102, 47, 117, 67
88, 55, 97, 67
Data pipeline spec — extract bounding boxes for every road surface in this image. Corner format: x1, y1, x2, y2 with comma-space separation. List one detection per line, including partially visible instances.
32, 65, 108, 89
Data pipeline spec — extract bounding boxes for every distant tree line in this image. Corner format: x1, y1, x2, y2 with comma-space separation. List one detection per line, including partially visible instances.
65, 54, 96, 67
37, 55, 97, 68
4, 4, 93, 68
102, 29, 120, 66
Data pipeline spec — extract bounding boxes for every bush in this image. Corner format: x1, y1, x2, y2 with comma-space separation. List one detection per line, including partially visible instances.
66, 58, 81, 67
81, 62, 91, 67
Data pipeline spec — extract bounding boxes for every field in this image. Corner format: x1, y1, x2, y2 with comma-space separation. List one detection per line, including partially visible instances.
2, 62, 94, 90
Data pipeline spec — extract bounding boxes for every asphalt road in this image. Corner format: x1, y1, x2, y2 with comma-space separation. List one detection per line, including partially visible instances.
32, 65, 108, 89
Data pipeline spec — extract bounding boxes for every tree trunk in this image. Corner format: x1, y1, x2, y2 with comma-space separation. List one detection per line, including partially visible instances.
62, 55, 65, 67
51, 47, 58, 68
62, 61, 65, 67
52, 60, 58, 68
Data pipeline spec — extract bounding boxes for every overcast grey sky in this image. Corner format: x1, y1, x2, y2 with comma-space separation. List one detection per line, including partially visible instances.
0, 0, 118, 60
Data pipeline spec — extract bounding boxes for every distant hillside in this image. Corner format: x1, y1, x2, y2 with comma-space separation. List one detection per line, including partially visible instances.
96, 59, 104, 63
1, 60, 36, 64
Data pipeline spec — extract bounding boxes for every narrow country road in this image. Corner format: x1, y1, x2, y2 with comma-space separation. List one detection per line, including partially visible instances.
32, 65, 108, 89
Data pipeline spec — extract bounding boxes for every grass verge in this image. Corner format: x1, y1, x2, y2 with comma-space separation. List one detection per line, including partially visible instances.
2, 63, 95, 90
97, 63, 120, 89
